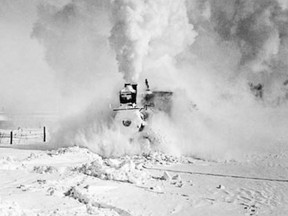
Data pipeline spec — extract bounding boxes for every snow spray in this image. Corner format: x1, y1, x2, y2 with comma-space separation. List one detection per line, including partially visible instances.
29, 0, 288, 160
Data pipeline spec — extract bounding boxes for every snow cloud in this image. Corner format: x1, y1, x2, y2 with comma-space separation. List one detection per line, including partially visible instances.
42, 0, 288, 159
187, 0, 288, 90
32, 0, 121, 115
2, 0, 288, 160
0, 0, 58, 113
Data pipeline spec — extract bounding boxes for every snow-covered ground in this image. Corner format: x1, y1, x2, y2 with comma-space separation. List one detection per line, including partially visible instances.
0, 142, 288, 216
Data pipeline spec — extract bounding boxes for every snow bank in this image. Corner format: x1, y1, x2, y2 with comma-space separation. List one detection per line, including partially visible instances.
78, 156, 150, 185
0, 199, 26, 216
64, 186, 129, 216
0, 156, 24, 170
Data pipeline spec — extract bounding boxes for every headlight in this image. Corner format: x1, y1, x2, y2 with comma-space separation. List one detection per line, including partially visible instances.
122, 120, 132, 127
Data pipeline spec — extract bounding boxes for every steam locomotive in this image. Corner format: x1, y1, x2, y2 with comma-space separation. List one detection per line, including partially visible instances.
113, 80, 173, 140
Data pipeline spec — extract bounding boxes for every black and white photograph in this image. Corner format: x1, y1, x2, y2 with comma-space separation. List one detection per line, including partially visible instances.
1, 0, 288, 215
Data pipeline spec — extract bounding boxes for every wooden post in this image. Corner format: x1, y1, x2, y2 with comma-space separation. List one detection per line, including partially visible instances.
43, 126, 46, 142
10, 131, 13, 145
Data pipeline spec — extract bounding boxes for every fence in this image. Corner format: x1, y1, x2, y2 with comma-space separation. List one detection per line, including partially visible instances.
0, 127, 47, 145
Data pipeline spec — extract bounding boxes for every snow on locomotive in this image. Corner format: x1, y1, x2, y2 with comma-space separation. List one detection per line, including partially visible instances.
113, 80, 173, 143
113, 83, 146, 136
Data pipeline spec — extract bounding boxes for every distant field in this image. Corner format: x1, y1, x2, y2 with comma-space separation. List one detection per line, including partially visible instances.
0, 128, 47, 145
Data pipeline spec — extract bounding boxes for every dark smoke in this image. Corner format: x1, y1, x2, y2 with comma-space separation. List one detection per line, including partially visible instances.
187, 0, 288, 103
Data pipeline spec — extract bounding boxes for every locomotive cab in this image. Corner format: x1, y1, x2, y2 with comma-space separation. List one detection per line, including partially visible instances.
119, 84, 138, 107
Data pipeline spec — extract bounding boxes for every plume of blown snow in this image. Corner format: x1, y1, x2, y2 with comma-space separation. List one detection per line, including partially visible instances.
49, 97, 144, 157
46, 0, 197, 157
187, 0, 288, 100
32, 0, 288, 161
